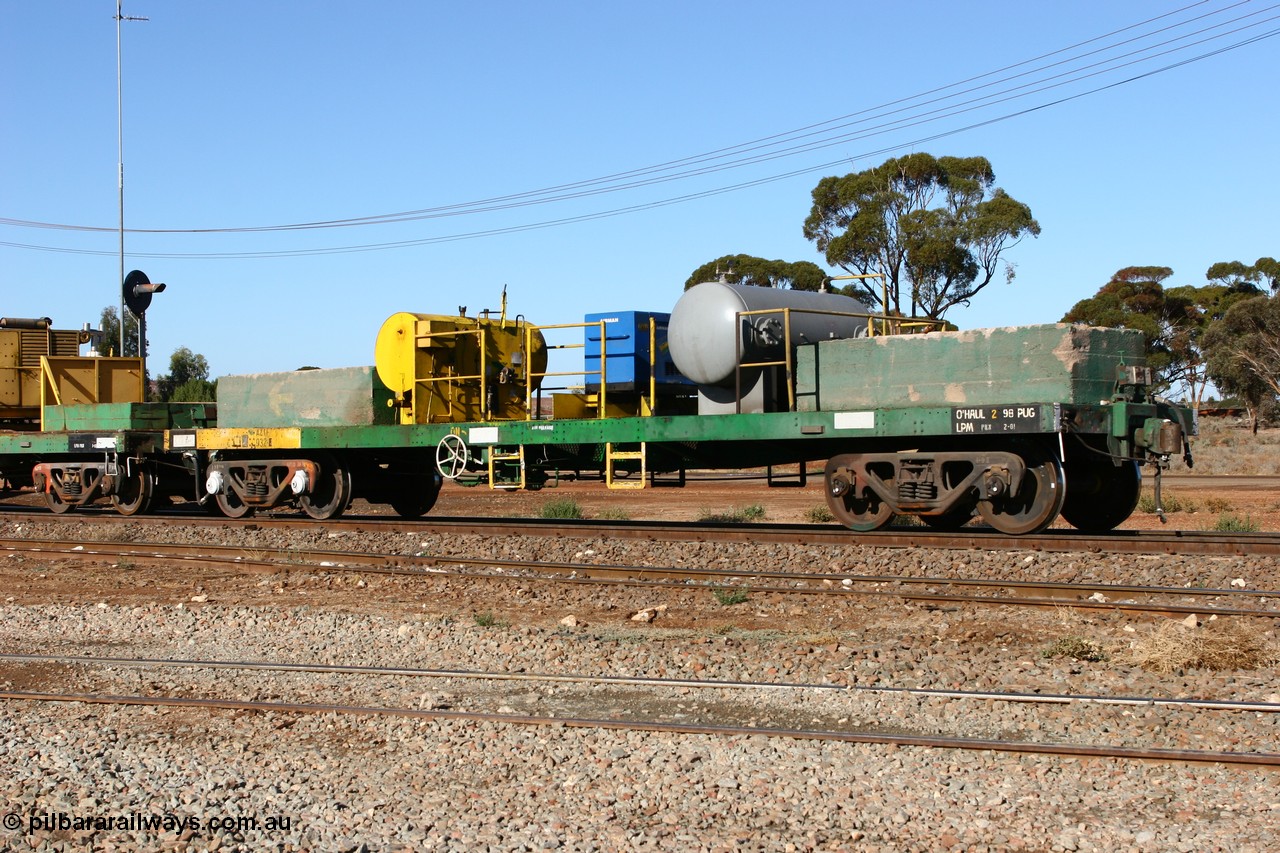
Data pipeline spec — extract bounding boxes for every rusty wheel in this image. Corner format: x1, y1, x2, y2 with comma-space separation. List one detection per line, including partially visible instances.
299, 456, 352, 520
111, 467, 154, 516
42, 485, 74, 514
824, 455, 893, 532
976, 444, 1065, 535
214, 488, 254, 519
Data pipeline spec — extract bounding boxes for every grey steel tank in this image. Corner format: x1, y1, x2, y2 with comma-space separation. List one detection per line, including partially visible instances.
667, 282, 870, 386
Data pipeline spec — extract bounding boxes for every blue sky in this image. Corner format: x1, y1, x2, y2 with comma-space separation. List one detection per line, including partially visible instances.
3, 1, 1277, 378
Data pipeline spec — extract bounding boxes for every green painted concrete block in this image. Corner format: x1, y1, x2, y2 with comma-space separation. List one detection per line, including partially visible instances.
795, 324, 1146, 410
41, 402, 215, 431
216, 366, 395, 428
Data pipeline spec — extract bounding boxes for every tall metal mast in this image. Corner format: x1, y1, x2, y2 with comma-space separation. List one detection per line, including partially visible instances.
116, 1, 147, 355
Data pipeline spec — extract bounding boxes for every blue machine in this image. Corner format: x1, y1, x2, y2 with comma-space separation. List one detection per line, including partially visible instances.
583, 311, 693, 392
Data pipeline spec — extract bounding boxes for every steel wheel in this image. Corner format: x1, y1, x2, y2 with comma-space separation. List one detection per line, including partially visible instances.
436, 434, 470, 480
42, 483, 74, 514
1061, 455, 1141, 533
976, 444, 1065, 535
824, 455, 893, 532
214, 488, 254, 519
111, 467, 154, 516
299, 457, 352, 520
389, 473, 442, 518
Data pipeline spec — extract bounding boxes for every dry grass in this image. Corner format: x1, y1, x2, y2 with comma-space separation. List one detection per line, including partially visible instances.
1124, 617, 1278, 673
1181, 418, 1280, 475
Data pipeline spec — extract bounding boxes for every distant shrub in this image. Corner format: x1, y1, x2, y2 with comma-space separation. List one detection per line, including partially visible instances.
712, 587, 749, 606
1138, 491, 1196, 514
806, 505, 835, 523
1041, 636, 1108, 662
472, 611, 508, 628
540, 498, 584, 519
699, 504, 766, 523
1212, 513, 1259, 533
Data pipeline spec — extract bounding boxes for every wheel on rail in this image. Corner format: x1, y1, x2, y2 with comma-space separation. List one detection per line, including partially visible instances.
1060, 450, 1141, 533
299, 456, 352, 520
42, 486, 74, 514
213, 488, 254, 519
388, 473, 442, 518
436, 434, 470, 480
824, 455, 893, 532
976, 443, 1065, 535
111, 466, 154, 516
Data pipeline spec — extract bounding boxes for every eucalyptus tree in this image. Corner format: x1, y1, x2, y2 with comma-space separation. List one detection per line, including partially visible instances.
683, 255, 830, 291
803, 153, 1039, 319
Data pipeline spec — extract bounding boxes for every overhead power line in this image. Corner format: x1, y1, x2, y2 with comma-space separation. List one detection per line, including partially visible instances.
3, 0, 1277, 258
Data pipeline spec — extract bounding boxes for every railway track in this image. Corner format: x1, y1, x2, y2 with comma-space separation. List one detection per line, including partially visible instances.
2, 652, 1276, 768
4, 504, 1280, 555
3, 535, 1278, 619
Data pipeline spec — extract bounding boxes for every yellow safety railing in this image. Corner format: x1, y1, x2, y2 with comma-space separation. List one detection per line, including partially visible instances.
524, 320, 607, 419
411, 327, 489, 422
732, 300, 945, 414
521, 318, 662, 421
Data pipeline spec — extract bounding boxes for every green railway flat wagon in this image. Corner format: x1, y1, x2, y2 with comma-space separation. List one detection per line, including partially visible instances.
5, 286, 1195, 536
182, 312, 1191, 534
1, 402, 214, 514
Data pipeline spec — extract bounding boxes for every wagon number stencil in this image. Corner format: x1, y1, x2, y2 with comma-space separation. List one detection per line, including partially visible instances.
951, 405, 1042, 434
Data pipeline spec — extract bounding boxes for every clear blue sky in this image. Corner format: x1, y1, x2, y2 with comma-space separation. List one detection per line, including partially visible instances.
3, 1, 1277, 378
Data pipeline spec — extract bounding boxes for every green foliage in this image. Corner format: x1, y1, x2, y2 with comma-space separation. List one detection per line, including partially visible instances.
1202, 293, 1280, 429
803, 153, 1039, 320
805, 504, 835, 523
712, 587, 750, 606
168, 377, 217, 403
1212, 514, 1259, 533
1206, 256, 1280, 292
472, 611, 507, 628
1062, 265, 1263, 407
1137, 491, 1196, 514
539, 497, 584, 519
698, 504, 766, 523
97, 306, 139, 358
684, 254, 831, 291
1041, 636, 1108, 662
156, 346, 214, 403
596, 507, 631, 521
1062, 265, 1175, 372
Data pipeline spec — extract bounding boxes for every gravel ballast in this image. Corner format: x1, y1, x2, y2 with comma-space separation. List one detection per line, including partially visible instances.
2, 517, 1279, 851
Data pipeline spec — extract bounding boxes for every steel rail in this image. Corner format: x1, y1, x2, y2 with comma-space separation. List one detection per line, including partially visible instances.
3, 538, 1278, 618
6, 652, 1278, 714
5, 505, 1280, 556
2, 689, 1276, 767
